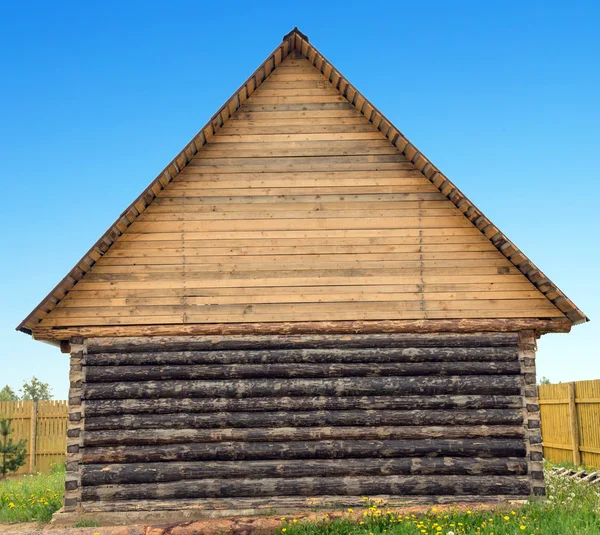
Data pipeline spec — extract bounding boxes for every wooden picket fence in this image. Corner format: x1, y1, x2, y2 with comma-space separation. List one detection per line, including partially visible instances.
0, 400, 68, 474
539, 379, 600, 469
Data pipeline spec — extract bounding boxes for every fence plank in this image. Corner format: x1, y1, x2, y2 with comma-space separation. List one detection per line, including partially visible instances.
568, 383, 581, 466
0, 400, 68, 474
539, 379, 600, 469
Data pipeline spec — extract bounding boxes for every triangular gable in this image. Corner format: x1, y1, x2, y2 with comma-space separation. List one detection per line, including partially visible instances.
17, 28, 587, 337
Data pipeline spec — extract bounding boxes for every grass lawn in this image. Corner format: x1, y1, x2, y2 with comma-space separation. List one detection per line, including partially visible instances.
279, 467, 600, 535
0, 464, 64, 523
0, 464, 598, 533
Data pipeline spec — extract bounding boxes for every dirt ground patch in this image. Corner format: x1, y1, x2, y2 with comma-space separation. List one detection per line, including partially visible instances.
0, 502, 498, 535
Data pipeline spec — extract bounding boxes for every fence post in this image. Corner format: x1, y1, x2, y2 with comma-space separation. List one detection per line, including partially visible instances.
568, 382, 581, 466
28, 401, 38, 473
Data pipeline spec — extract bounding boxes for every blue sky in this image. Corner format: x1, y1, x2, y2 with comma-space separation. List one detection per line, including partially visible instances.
0, 1, 598, 399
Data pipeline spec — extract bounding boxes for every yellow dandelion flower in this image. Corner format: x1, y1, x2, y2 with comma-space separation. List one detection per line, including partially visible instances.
504, 516, 510, 521
520, 527, 526, 531
281, 529, 286, 533
8, 502, 15, 508
347, 508, 354, 513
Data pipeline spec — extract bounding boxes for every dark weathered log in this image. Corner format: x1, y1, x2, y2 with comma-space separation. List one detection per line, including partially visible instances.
80, 494, 531, 513
84, 361, 521, 383
83, 425, 525, 447
85, 408, 523, 431
33, 317, 571, 342
81, 474, 531, 501
81, 457, 528, 486
85, 346, 518, 366
83, 375, 522, 400
84, 394, 524, 416
84, 333, 519, 354
83, 438, 527, 463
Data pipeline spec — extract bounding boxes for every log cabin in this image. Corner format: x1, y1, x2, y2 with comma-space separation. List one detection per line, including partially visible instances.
18, 28, 588, 523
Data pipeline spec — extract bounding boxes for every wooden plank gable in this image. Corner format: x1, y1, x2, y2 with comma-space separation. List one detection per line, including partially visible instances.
18, 29, 586, 338
36, 55, 564, 329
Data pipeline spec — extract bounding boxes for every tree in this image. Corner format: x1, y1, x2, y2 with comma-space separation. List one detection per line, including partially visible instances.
0, 386, 18, 402
538, 376, 552, 386
0, 418, 27, 478
20, 377, 52, 402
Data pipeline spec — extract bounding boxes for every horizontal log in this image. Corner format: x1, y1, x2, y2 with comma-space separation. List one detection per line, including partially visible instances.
83, 333, 519, 354
32, 318, 570, 342
83, 375, 522, 400
81, 457, 529, 486
85, 346, 519, 366
82, 474, 531, 501
80, 494, 531, 513
85, 408, 523, 431
84, 361, 521, 383
84, 425, 525, 447
84, 395, 524, 416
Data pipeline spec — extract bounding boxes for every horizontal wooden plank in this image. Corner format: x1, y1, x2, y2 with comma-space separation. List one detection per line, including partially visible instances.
85, 347, 518, 367
250, 88, 341, 97
45, 299, 562, 320
127, 216, 473, 232
83, 438, 527, 463
69, 273, 533, 291
81, 457, 528, 485
86, 259, 514, 274
40, 308, 563, 326
210, 132, 386, 142
79, 494, 529, 513
33, 318, 571, 340
60, 291, 545, 308
162, 179, 437, 192
116, 227, 486, 242
103, 245, 499, 258
64, 284, 539, 302
80, 474, 530, 501
150, 192, 442, 204
112, 234, 490, 248
187, 154, 407, 167
194, 144, 399, 159
232, 110, 363, 119
157, 185, 441, 197
84, 362, 521, 383
218, 123, 378, 134
84, 408, 523, 431
79, 264, 522, 279
85, 394, 523, 416
82, 373, 523, 400
92, 253, 508, 267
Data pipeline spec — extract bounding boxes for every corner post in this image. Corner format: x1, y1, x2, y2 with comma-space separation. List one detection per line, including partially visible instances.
63, 337, 86, 513
518, 329, 544, 497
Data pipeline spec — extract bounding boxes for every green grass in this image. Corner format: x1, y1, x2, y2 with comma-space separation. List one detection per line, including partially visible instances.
1, 463, 599, 532
0, 464, 64, 523
73, 519, 100, 527
279, 466, 600, 535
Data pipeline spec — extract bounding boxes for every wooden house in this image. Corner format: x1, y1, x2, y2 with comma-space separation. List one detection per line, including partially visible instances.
18, 28, 588, 523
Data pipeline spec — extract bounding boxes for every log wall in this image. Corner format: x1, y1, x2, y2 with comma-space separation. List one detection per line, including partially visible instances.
64, 332, 540, 514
